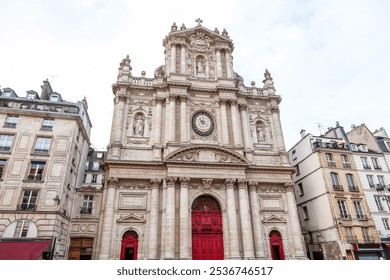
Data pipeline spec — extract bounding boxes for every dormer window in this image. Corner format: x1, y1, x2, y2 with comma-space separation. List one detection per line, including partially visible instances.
358, 145, 368, 152
27, 93, 36, 99
350, 144, 358, 151
50, 95, 59, 101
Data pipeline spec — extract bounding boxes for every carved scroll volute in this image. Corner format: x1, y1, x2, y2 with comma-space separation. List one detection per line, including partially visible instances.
106, 177, 119, 188
283, 182, 295, 192
248, 181, 258, 191
237, 179, 247, 190
224, 178, 236, 189
166, 177, 177, 187
150, 179, 161, 189
179, 177, 190, 188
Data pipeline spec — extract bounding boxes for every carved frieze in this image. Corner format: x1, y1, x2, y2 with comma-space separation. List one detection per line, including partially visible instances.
171, 150, 200, 162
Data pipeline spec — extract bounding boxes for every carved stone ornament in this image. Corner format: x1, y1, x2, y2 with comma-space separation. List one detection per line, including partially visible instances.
179, 177, 190, 187
150, 179, 161, 189
166, 177, 177, 187
154, 65, 166, 78
107, 177, 119, 187
258, 185, 284, 193
189, 32, 211, 53
214, 152, 239, 163
225, 178, 236, 188
171, 150, 199, 162
237, 179, 247, 189
202, 179, 213, 189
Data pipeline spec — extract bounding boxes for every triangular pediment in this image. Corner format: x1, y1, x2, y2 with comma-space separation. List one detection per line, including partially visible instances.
164, 145, 250, 166
262, 214, 286, 224
76, 185, 101, 193
117, 213, 146, 224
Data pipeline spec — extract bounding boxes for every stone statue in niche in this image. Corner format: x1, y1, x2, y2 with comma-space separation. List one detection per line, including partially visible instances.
197, 58, 205, 74
256, 123, 266, 142
134, 116, 144, 136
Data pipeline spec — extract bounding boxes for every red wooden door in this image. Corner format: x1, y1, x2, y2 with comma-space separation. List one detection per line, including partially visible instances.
269, 231, 284, 260
120, 231, 138, 260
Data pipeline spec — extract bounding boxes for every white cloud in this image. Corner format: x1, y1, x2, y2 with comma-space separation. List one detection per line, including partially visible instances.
1, 0, 389, 150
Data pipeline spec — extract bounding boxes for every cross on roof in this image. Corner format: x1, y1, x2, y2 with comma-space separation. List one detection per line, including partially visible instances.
195, 18, 203, 26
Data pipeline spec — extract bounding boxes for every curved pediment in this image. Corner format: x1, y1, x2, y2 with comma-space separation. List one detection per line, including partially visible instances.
164, 146, 250, 166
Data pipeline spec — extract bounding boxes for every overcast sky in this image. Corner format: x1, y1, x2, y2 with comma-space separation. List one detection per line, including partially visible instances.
1, 0, 389, 150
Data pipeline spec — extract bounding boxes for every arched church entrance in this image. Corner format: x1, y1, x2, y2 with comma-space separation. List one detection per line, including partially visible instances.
191, 195, 224, 260
120, 230, 138, 260
269, 230, 285, 260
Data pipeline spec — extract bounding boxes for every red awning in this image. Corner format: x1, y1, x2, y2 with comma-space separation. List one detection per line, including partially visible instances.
0, 241, 51, 260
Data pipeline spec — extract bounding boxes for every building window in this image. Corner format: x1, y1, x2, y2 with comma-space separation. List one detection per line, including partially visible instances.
80, 195, 93, 214
374, 195, 384, 211
345, 227, 356, 243
326, 153, 336, 167
377, 175, 386, 188
362, 227, 371, 242
4, 115, 19, 128
0, 159, 6, 179
341, 154, 351, 168
361, 157, 371, 169
338, 200, 350, 219
372, 158, 381, 170
96, 152, 103, 159
303, 206, 309, 220
331, 172, 342, 190
383, 218, 390, 230
367, 175, 375, 188
14, 220, 30, 237
0, 134, 14, 152
82, 174, 87, 183
292, 150, 297, 161
19, 190, 38, 211
346, 174, 358, 191
92, 161, 99, 171
295, 164, 300, 176
41, 118, 54, 131
298, 183, 304, 196
50, 95, 59, 101
34, 137, 51, 154
91, 174, 97, 183
27, 161, 46, 181
353, 201, 366, 220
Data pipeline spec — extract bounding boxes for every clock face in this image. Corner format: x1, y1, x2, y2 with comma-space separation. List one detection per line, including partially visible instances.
192, 111, 214, 136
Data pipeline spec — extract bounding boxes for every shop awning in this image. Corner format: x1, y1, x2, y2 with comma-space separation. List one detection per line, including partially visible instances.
0, 240, 51, 260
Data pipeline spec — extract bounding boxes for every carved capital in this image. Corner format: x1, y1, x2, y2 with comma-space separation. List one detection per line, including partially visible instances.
179, 177, 190, 187
219, 99, 229, 105
166, 177, 177, 187
225, 178, 236, 189
156, 97, 165, 104
107, 177, 119, 187
248, 181, 258, 191
237, 179, 247, 189
283, 182, 295, 192
202, 179, 213, 189
150, 179, 161, 189
180, 96, 188, 102
169, 94, 178, 100
116, 93, 127, 103
229, 100, 237, 106
238, 103, 247, 110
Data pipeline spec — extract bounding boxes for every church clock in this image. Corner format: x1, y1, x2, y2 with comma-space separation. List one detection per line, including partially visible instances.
192, 111, 214, 136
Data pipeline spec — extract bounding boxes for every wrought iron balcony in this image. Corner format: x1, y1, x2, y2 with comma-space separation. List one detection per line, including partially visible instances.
18, 204, 37, 211
80, 207, 92, 214
333, 184, 344, 191
343, 162, 351, 168
340, 213, 351, 220
346, 235, 358, 243
357, 214, 368, 220
348, 185, 359, 192
27, 174, 43, 181
327, 161, 336, 167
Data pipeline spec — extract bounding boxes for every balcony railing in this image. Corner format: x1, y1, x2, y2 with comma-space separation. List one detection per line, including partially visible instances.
357, 214, 368, 220
327, 161, 336, 167
363, 164, 371, 170
374, 165, 382, 170
40, 125, 53, 131
0, 146, 11, 152
348, 185, 359, 192
340, 213, 351, 220
80, 207, 92, 214
313, 140, 347, 150
343, 162, 351, 168
4, 122, 16, 128
27, 174, 43, 181
333, 184, 344, 191
18, 204, 37, 211
346, 235, 358, 243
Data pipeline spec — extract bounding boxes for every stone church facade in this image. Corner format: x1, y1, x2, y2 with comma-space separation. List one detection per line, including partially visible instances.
97, 20, 306, 260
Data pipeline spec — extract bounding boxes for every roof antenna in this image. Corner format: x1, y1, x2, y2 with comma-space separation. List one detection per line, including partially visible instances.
45, 74, 58, 85
316, 122, 324, 135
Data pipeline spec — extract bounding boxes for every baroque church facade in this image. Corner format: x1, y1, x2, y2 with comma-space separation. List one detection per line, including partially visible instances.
97, 20, 306, 260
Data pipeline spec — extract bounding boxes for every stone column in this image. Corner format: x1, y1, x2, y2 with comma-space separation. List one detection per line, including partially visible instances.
110, 92, 127, 144
230, 101, 242, 147
220, 100, 229, 146
180, 45, 186, 74
239, 104, 251, 150
165, 177, 177, 259
225, 179, 240, 259
154, 97, 164, 144
180, 96, 188, 143
144, 116, 150, 138
216, 49, 222, 78
179, 177, 190, 259
98, 177, 118, 259
225, 52, 233, 78
248, 182, 266, 259
148, 179, 160, 259
238, 179, 255, 259
285, 183, 306, 257
168, 95, 177, 142
171, 44, 176, 74
271, 107, 286, 151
